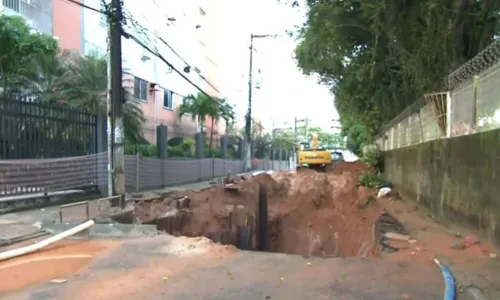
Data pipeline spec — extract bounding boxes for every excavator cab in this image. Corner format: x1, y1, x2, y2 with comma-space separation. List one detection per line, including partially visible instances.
296, 134, 332, 172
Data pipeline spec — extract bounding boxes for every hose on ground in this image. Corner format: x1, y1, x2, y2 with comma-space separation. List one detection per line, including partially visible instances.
434, 258, 456, 300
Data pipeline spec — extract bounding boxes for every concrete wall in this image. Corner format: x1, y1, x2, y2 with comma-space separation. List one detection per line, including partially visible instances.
383, 129, 500, 244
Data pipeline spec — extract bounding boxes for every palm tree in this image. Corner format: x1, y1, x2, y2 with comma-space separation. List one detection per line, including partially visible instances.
219, 98, 236, 135
207, 98, 236, 150
21, 49, 73, 103
178, 92, 221, 150
59, 51, 145, 143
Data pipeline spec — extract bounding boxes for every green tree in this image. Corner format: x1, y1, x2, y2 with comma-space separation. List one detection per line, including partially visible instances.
219, 98, 236, 130
290, 0, 500, 153
272, 129, 294, 150
24, 50, 69, 103
254, 132, 272, 158
59, 52, 146, 143
178, 92, 230, 150
0, 15, 58, 97
295, 125, 345, 149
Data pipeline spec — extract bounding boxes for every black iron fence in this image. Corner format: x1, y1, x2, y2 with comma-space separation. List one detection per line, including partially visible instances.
0, 98, 98, 159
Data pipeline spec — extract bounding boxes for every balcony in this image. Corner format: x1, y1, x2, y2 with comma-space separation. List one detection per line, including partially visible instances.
1, 0, 52, 35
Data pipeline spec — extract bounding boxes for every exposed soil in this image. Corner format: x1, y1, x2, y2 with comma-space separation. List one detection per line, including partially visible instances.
0, 240, 117, 295
134, 161, 384, 258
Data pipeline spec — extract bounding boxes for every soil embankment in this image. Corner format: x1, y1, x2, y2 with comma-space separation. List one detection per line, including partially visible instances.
133, 161, 382, 257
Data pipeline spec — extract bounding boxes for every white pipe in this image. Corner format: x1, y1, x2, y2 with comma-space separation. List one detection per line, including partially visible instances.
0, 220, 95, 262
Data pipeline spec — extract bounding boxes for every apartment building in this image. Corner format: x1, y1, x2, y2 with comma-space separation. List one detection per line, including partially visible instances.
0, 0, 82, 51
82, 0, 223, 145
1, 0, 223, 145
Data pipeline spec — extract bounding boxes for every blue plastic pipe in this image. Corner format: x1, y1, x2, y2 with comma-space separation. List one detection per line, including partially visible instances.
434, 258, 456, 300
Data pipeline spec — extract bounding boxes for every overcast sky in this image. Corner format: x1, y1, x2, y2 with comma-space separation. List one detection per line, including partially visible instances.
215, 0, 340, 132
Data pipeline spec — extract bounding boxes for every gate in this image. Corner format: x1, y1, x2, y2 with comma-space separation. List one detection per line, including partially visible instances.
0, 98, 98, 159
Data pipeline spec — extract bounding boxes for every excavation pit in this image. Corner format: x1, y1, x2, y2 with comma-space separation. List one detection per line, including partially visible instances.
130, 162, 396, 258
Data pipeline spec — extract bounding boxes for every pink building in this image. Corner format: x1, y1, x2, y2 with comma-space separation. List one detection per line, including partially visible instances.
129, 2, 224, 146
1, 0, 224, 146
52, 0, 82, 52
122, 74, 197, 144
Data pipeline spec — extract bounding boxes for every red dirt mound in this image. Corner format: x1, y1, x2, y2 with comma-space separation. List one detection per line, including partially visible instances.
134, 161, 382, 258
267, 170, 382, 257
329, 160, 370, 175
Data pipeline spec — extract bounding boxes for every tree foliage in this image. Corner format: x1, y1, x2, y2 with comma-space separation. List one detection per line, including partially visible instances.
294, 125, 345, 149
0, 15, 145, 144
291, 0, 500, 154
178, 93, 235, 150
60, 52, 146, 144
0, 15, 58, 96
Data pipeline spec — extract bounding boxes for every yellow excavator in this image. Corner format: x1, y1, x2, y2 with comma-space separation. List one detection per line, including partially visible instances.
296, 133, 332, 172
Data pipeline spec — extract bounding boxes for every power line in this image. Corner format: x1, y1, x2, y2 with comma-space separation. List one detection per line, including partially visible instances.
61, 0, 222, 104
122, 31, 223, 106
61, 0, 264, 128
64, 0, 109, 16
121, 11, 221, 94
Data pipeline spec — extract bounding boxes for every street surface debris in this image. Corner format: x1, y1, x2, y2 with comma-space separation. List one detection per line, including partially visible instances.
134, 161, 382, 257
0, 161, 499, 299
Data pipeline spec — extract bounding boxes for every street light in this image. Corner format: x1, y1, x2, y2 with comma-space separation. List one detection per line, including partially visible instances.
245, 33, 280, 171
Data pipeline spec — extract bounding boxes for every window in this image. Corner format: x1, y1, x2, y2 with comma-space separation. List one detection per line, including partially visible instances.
163, 89, 173, 108
182, 97, 191, 105
3, 0, 20, 12
134, 77, 148, 101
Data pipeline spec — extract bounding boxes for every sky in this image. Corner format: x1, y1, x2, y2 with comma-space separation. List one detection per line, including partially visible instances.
213, 0, 340, 133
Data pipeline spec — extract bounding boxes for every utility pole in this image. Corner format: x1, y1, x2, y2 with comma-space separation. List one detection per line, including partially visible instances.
246, 33, 275, 171
294, 117, 307, 166
293, 117, 297, 144
305, 117, 309, 138
106, 6, 114, 198
294, 117, 308, 141
110, 0, 125, 207
245, 34, 255, 172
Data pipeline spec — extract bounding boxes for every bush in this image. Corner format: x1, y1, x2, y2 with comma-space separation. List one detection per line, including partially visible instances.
204, 147, 221, 158
168, 145, 187, 157
125, 143, 157, 157
227, 147, 237, 159
181, 138, 195, 155
361, 144, 382, 171
357, 144, 385, 188
357, 171, 383, 188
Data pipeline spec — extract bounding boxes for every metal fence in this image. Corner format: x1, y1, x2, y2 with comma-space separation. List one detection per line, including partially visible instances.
0, 98, 99, 159
376, 41, 500, 151
451, 62, 500, 135
0, 153, 291, 197
0, 153, 106, 196
376, 94, 446, 151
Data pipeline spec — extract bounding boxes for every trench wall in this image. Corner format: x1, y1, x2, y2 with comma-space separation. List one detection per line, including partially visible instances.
383, 129, 500, 244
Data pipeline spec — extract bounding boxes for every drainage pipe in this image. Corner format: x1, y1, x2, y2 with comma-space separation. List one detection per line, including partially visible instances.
0, 220, 95, 262
433, 258, 456, 300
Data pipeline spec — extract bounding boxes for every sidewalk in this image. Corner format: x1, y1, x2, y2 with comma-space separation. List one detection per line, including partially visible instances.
0, 177, 232, 243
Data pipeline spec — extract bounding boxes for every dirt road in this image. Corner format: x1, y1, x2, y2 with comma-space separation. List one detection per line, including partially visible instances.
0, 236, 445, 300
1, 163, 499, 299
2, 224, 498, 300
